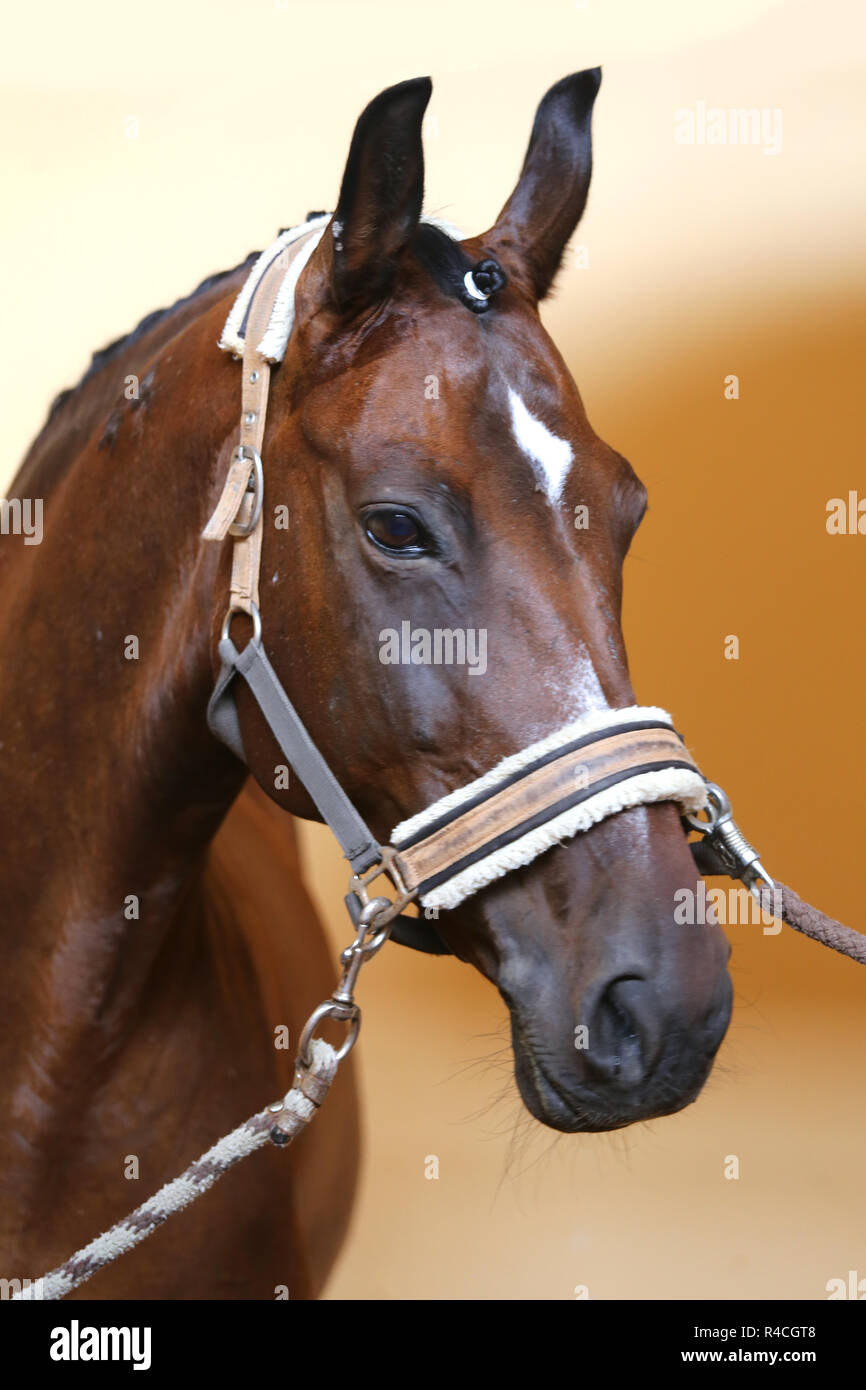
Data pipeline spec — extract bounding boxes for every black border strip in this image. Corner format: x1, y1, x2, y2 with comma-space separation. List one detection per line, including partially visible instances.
412, 759, 699, 896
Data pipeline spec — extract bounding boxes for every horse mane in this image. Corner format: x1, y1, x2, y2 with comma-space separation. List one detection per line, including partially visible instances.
45, 256, 259, 428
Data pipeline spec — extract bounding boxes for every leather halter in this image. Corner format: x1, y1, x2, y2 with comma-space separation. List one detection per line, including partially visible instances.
202, 222, 755, 953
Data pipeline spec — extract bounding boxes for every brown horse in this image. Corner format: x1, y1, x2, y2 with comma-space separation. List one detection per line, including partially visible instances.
0, 70, 731, 1299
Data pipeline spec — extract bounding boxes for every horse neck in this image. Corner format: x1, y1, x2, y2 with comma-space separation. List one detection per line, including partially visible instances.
0, 289, 249, 1048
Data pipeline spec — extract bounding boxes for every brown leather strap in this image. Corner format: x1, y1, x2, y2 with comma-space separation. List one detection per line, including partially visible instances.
228, 250, 285, 613
203, 227, 320, 612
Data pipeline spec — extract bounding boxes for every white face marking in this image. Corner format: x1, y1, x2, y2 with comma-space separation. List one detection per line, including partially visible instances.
543, 649, 610, 724
507, 387, 573, 504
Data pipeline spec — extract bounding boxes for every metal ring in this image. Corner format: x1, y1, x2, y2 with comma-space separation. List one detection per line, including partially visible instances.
228, 445, 264, 537
684, 782, 727, 834
297, 999, 361, 1068
220, 600, 262, 645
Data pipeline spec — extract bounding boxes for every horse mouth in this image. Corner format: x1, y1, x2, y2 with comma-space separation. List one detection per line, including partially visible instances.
508, 1013, 711, 1134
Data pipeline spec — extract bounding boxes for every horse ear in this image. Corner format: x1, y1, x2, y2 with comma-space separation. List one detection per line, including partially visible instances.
483, 69, 601, 302
311, 77, 431, 317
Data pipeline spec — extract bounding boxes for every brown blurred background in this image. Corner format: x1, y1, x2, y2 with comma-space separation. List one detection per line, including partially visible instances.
2, 0, 864, 1299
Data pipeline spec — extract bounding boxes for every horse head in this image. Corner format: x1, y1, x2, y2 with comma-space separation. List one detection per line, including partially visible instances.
223, 73, 732, 1133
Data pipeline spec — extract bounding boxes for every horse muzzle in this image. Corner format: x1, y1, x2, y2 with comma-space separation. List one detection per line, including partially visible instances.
504, 967, 734, 1133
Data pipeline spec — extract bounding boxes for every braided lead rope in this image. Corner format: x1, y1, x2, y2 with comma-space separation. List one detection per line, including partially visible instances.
757, 882, 866, 965
12, 1040, 339, 1301
692, 834, 865, 965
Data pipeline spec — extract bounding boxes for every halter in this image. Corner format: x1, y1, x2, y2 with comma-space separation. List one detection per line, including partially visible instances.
203, 218, 771, 954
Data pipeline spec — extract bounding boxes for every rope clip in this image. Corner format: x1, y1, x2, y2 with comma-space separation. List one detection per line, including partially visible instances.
686, 781, 775, 899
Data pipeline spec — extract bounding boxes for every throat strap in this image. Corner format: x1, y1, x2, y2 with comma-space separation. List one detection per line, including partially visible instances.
208, 635, 382, 875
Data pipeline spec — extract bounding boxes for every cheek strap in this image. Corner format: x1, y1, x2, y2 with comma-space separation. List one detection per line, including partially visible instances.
389, 707, 707, 912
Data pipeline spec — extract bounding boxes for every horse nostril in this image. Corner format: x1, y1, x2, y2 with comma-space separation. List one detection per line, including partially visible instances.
582, 976, 653, 1087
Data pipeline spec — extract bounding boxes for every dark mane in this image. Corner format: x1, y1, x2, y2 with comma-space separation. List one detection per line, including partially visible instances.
45, 255, 260, 425
44, 213, 336, 425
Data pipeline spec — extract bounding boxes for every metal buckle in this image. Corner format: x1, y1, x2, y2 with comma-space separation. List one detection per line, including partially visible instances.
347, 847, 416, 927
227, 445, 263, 537
686, 781, 775, 899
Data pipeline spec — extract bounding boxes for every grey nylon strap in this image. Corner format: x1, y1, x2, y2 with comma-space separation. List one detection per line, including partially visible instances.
208, 636, 381, 874
207, 649, 247, 761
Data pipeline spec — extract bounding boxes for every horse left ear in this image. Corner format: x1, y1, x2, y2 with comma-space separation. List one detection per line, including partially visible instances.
304, 77, 432, 319
482, 68, 601, 301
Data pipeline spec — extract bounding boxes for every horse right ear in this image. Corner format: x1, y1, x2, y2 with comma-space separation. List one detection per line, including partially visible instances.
303, 77, 431, 320
482, 69, 602, 302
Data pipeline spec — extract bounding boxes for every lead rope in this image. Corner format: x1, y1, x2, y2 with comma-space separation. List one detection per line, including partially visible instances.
13, 898, 393, 1300
13, 1044, 336, 1301
687, 784, 866, 965
759, 883, 866, 964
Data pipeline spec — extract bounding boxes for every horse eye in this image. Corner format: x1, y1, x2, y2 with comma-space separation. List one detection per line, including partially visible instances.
364, 509, 428, 555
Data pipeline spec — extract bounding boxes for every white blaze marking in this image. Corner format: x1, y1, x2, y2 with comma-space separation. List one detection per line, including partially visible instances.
507, 387, 573, 503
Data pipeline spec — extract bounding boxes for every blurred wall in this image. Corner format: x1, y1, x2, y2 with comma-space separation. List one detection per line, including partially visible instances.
2, 0, 864, 1299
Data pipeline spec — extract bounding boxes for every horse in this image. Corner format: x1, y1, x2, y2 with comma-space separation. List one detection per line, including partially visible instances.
0, 69, 731, 1300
